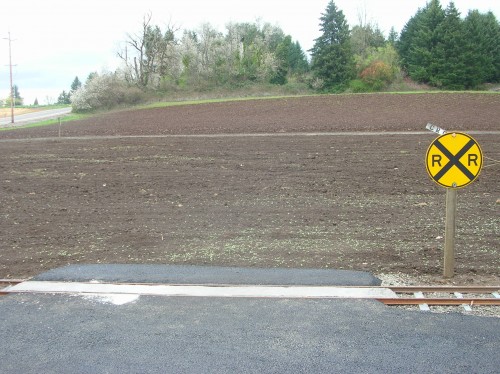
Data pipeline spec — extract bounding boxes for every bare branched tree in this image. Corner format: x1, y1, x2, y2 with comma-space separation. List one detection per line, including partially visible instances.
118, 13, 179, 88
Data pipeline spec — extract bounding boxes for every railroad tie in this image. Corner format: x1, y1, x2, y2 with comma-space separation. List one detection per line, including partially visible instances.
454, 292, 472, 312
414, 291, 430, 311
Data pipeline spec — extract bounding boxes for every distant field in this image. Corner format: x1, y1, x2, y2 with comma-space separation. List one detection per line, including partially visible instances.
0, 107, 45, 118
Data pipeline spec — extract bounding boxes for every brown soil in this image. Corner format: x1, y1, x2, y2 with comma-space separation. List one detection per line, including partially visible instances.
0, 93, 498, 284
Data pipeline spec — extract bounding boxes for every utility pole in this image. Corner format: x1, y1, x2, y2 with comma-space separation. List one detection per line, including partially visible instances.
3, 32, 15, 124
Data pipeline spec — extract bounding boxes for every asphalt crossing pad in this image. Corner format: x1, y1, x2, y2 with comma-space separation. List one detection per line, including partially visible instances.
31, 264, 382, 285
0, 265, 498, 373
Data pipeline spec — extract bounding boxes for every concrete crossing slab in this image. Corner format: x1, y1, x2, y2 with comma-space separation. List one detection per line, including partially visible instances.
6, 281, 397, 299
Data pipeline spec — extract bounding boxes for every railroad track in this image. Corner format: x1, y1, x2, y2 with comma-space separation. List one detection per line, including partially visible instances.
1, 279, 499, 311
381, 286, 500, 313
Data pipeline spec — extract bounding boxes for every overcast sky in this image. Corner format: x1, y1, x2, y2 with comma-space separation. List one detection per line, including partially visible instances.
1, 0, 499, 105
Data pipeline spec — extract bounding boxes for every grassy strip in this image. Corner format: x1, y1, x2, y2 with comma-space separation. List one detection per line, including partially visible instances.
138, 94, 318, 110
382, 90, 500, 95
0, 113, 88, 131
140, 90, 500, 110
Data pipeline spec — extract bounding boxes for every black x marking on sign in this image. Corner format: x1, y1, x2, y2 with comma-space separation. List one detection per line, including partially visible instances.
432, 138, 476, 181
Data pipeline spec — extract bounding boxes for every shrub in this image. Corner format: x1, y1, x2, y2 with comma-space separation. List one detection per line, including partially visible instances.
349, 79, 373, 93
360, 61, 392, 85
71, 73, 145, 112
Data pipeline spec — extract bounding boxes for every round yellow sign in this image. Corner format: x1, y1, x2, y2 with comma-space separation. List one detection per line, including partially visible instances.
426, 132, 483, 188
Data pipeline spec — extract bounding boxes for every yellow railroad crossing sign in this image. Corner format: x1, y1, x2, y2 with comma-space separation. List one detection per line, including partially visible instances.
426, 132, 483, 188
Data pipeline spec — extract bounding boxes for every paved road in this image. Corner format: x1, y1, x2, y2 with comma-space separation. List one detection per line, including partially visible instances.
0, 107, 71, 127
0, 265, 499, 373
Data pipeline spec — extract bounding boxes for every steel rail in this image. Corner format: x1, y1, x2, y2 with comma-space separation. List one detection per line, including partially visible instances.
383, 285, 500, 307
378, 298, 500, 306
389, 286, 499, 293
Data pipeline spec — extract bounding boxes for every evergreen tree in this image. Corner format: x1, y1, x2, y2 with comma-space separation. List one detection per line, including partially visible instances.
9, 85, 23, 106
310, 1, 354, 91
270, 37, 290, 85
271, 35, 293, 85
398, 8, 424, 71
289, 41, 309, 74
398, 0, 445, 83
387, 27, 398, 46
399, 0, 500, 89
463, 11, 500, 87
57, 90, 71, 104
432, 2, 466, 89
482, 12, 500, 83
462, 11, 489, 88
71, 76, 82, 92
270, 36, 309, 84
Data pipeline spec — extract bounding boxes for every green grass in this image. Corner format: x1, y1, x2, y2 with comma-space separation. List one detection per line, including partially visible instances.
382, 90, 500, 95
0, 113, 88, 132
138, 93, 321, 110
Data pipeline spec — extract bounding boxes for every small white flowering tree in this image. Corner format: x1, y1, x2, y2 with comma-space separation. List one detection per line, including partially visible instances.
71, 73, 144, 112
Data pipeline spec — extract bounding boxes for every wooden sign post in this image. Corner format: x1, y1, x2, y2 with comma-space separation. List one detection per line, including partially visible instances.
444, 188, 457, 278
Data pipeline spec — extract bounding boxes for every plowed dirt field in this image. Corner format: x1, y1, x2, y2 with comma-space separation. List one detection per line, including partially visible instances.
1, 93, 498, 282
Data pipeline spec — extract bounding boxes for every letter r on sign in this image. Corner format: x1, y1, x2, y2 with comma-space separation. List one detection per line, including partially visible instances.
468, 154, 478, 166
432, 154, 442, 167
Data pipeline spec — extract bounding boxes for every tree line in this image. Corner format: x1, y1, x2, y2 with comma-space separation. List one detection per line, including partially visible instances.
116, 14, 309, 90
398, 0, 500, 89
70, 0, 500, 112
310, 0, 500, 92
0, 85, 23, 106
